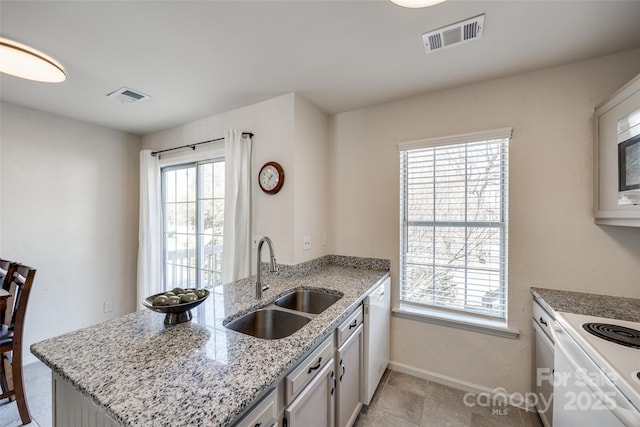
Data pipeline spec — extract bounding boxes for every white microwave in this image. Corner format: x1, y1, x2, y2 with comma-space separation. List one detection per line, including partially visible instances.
617, 108, 640, 205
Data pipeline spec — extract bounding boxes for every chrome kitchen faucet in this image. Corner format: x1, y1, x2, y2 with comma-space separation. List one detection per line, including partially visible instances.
256, 236, 278, 299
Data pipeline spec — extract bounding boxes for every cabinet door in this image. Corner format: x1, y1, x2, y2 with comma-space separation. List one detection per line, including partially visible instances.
336, 324, 363, 427
234, 388, 278, 427
533, 321, 554, 427
285, 359, 335, 427
594, 72, 640, 225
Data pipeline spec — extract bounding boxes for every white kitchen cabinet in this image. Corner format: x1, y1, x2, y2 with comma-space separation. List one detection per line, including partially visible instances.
284, 360, 335, 427
285, 337, 334, 404
532, 301, 554, 427
283, 335, 335, 427
235, 388, 278, 427
52, 372, 119, 427
594, 72, 640, 226
283, 305, 365, 427
335, 323, 363, 427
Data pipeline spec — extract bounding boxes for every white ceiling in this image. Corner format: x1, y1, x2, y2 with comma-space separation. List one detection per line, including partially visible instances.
1, 0, 640, 136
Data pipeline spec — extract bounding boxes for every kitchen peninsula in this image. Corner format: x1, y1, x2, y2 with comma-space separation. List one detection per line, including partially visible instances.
31, 256, 390, 427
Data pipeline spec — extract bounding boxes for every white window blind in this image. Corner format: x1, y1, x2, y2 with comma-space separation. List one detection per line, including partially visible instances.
399, 128, 511, 319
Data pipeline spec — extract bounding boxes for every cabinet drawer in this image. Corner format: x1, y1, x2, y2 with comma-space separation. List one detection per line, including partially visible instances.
335, 306, 363, 348
234, 388, 278, 427
285, 360, 335, 427
533, 301, 553, 342
286, 336, 333, 405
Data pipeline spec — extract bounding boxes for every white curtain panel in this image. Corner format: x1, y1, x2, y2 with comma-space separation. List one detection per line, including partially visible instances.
222, 130, 252, 283
137, 150, 163, 308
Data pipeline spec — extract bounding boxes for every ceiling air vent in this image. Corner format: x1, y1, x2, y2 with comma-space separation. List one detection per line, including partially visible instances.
107, 86, 150, 104
422, 14, 485, 55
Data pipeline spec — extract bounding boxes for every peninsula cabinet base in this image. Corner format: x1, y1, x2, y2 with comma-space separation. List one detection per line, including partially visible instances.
52, 372, 119, 427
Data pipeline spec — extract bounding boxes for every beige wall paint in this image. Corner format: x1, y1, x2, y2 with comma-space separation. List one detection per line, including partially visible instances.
293, 94, 330, 263
0, 102, 140, 363
2, 47, 637, 394
142, 92, 331, 267
329, 49, 640, 394
143, 93, 296, 267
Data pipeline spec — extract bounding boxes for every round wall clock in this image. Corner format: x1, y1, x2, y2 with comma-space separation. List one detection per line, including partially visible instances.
258, 161, 285, 194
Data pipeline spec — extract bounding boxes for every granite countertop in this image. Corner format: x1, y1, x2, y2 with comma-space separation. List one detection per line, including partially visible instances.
531, 287, 640, 323
31, 256, 390, 427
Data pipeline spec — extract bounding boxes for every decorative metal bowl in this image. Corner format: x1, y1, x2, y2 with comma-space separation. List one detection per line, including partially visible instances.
142, 289, 210, 325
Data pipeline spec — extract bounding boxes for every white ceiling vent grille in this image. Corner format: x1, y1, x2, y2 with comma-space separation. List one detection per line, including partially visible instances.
422, 14, 485, 55
107, 86, 150, 104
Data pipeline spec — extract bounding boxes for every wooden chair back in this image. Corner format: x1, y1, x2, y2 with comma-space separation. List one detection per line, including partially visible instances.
4, 265, 36, 335
0, 258, 14, 289
0, 259, 18, 325
0, 263, 36, 424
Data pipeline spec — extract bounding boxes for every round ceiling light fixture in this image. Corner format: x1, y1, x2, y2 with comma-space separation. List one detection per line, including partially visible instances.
0, 37, 66, 83
389, 0, 447, 8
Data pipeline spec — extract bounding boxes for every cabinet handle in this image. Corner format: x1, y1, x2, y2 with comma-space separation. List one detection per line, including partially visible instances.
340, 359, 345, 382
255, 424, 261, 427
348, 319, 358, 329
307, 357, 322, 374
331, 371, 336, 395
540, 317, 548, 326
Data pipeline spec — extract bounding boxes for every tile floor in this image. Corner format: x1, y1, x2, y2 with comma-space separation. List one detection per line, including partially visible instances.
355, 370, 543, 427
0, 362, 543, 427
0, 360, 51, 427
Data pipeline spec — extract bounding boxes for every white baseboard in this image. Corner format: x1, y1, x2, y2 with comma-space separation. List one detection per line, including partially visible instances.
388, 360, 536, 412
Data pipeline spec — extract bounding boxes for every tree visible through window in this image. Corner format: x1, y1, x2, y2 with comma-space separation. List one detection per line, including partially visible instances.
399, 131, 510, 318
162, 160, 225, 291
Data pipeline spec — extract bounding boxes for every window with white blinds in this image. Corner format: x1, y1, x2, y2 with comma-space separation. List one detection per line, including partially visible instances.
399, 128, 511, 319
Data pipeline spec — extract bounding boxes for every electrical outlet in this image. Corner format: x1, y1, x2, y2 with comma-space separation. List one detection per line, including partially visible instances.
103, 301, 113, 313
322, 232, 327, 246
303, 235, 311, 251
252, 235, 264, 249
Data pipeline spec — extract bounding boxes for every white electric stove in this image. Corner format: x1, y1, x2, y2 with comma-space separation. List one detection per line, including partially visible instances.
552, 312, 640, 427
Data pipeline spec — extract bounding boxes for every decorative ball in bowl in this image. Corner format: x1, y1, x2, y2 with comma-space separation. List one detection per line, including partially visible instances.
142, 288, 210, 325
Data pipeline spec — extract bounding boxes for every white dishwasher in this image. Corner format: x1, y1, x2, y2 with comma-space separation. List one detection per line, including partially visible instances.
362, 276, 390, 405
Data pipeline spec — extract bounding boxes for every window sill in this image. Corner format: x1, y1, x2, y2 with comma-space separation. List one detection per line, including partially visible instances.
392, 304, 520, 339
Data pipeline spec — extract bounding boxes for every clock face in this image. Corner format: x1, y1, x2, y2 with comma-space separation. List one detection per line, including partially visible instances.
259, 162, 284, 194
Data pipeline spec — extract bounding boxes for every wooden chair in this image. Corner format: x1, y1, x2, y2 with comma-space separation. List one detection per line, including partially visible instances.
0, 263, 36, 425
0, 259, 17, 325
0, 257, 18, 403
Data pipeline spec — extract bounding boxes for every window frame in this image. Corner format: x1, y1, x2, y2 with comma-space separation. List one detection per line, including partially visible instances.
396, 128, 519, 338
160, 157, 225, 291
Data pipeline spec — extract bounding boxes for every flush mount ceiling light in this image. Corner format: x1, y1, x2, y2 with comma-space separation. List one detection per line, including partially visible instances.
0, 37, 66, 83
389, 0, 446, 8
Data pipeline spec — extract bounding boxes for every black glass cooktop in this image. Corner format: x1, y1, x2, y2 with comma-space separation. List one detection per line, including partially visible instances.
582, 323, 640, 349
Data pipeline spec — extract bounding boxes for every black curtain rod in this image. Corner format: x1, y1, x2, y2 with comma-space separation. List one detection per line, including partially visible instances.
150, 132, 254, 157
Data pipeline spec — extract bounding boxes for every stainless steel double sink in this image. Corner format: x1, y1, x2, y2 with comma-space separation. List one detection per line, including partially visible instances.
224, 289, 342, 339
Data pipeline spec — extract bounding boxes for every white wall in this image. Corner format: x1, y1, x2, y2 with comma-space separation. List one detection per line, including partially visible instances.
141, 92, 331, 267
0, 102, 140, 363
293, 94, 330, 263
329, 49, 640, 395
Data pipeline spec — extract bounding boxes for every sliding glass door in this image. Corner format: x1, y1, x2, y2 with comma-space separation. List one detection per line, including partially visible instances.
161, 160, 225, 291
